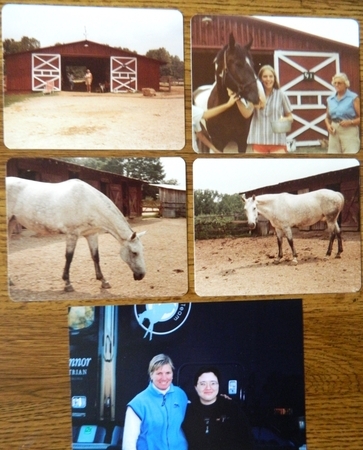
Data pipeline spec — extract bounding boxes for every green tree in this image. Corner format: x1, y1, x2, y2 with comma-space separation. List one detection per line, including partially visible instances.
217, 193, 245, 216
194, 190, 245, 216
170, 55, 184, 80
123, 158, 165, 183
194, 189, 221, 216
146, 47, 184, 79
3, 36, 40, 55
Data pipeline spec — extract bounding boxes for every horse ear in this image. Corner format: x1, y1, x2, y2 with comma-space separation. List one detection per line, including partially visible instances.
130, 231, 146, 241
252, 194, 256, 200
245, 36, 253, 51
240, 193, 247, 203
229, 33, 236, 50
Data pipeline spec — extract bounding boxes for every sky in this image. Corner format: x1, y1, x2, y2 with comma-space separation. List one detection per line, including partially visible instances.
160, 157, 186, 189
1, 4, 184, 59
193, 158, 359, 195
255, 16, 359, 47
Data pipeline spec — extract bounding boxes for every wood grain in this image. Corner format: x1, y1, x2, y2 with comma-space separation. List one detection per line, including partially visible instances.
0, 1, 362, 449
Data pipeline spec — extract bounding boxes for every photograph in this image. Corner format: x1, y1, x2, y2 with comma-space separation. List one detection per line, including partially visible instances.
191, 15, 360, 154
6, 157, 187, 301
194, 158, 361, 296
2, 4, 185, 150
69, 299, 306, 450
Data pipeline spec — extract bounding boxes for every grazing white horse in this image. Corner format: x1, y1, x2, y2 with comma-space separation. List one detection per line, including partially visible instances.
241, 189, 344, 264
6, 177, 146, 292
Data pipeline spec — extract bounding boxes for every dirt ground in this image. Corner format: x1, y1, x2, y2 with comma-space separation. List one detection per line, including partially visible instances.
195, 230, 361, 297
4, 88, 185, 150
8, 218, 188, 302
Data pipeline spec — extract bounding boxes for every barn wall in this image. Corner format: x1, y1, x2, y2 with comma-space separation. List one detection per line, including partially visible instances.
158, 188, 186, 218
136, 58, 162, 91
5, 52, 33, 92
5, 40, 163, 93
6, 158, 143, 218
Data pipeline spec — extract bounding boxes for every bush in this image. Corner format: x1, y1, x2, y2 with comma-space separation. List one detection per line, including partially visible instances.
194, 215, 250, 240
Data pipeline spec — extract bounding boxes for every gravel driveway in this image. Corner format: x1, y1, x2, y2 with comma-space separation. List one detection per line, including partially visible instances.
4, 88, 185, 150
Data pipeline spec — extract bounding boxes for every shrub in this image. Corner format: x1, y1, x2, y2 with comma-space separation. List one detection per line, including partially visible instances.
194, 215, 250, 240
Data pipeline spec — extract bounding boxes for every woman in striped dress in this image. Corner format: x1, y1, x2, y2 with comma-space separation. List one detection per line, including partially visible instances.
244, 65, 293, 154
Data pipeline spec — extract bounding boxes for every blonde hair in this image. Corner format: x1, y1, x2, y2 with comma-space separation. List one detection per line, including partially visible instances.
148, 354, 174, 377
258, 65, 280, 89
332, 73, 350, 87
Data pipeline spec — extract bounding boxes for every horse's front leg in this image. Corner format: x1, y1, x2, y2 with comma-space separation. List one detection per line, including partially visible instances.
86, 234, 111, 289
274, 229, 284, 264
63, 234, 78, 292
336, 228, 343, 258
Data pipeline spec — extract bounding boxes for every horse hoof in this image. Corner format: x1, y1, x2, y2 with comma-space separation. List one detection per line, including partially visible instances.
64, 284, 74, 292
102, 280, 111, 289
335, 254, 342, 259
273, 259, 281, 265
292, 259, 298, 265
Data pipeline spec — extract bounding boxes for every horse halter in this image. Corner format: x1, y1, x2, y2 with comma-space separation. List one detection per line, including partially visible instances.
221, 48, 258, 98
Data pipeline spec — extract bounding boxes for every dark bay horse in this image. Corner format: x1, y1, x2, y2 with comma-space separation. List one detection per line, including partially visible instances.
194, 33, 262, 153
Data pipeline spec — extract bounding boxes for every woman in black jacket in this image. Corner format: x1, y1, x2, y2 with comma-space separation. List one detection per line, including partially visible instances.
183, 366, 254, 450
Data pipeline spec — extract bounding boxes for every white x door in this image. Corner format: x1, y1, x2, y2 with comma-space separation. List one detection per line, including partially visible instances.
32, 53, 61, 92
110, 56, 137, 92
274, 51, 340, 147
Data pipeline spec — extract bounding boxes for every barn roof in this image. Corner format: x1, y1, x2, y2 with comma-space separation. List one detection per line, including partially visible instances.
54, 158, 148, 184
151, 183, 186, 192
4, 39, 166, 65
192, 15, 358, 52
243, 165, 359, 197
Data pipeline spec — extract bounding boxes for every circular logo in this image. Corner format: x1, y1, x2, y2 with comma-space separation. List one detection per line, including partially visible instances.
134, 303, 191, 340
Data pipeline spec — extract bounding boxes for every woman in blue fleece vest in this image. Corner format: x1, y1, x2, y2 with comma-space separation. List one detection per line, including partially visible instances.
122, 354, 188, 450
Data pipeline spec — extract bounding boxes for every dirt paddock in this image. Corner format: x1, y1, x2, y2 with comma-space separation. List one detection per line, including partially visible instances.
8, 218, 188, 302
195, 230, 361, 297
4, 88, 185, 150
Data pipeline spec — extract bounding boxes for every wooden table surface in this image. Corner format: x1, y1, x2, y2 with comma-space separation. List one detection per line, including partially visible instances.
0, 0, 362, 449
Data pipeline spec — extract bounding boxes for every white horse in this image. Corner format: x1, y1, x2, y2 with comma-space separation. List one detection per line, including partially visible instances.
241, 189, 344, 264
6, 177, 146, 292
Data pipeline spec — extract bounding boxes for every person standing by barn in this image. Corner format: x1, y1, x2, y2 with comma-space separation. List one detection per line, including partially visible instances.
85, 69, 93, 93
325, 72, 360, 154
241, 64, 293, 154
237, 65, 293, 153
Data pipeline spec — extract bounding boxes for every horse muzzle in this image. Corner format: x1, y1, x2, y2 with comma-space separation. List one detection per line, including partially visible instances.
134, 272, 145, 281
248, 222, 257, 230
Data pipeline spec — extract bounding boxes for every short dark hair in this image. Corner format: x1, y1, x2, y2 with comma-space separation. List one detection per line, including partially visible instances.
193, 366, 221, 386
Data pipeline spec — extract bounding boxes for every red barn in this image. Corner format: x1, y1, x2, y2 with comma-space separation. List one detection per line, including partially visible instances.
192, 15, 359, 147
5, 40, 165, 93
